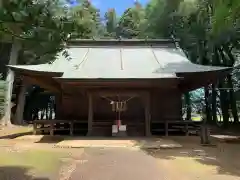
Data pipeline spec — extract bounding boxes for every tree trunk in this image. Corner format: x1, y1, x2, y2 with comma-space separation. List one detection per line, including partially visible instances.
212, 84, 217, 124
184, 92, 191, 120
1, 40, 21, 126
226, 74, 239, 124
200, 124, 210, 144
204, 86, 211, 123
217, 47, 231, 128
200, 107, 210, 145
218, 81, 229, 128
14, 82, 27, 125
211, 47, 220, 125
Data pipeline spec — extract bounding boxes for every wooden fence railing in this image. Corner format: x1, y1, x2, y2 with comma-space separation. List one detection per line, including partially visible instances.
151, 120, 201, 136
33, 119, 201, 136
33, 120, 87, 136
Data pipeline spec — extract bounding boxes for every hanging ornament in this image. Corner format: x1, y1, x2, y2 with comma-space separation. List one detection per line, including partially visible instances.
111, 101, 116, 112
116, 102, 120, 112
120, 102, 123, 112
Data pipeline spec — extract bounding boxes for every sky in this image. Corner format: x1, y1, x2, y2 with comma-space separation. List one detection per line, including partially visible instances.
69, 0, 149, 15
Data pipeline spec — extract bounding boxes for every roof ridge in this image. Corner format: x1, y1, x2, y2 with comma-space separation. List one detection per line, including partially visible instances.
67, 39, 178, 47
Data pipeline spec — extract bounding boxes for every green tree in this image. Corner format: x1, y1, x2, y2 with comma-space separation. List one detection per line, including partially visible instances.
69, 0, 103, 38
104, 8, 118, 38
118, 1, 146, 38
0, 0, 87, 125
144, 0, 183, 38
144, 0, 240, 127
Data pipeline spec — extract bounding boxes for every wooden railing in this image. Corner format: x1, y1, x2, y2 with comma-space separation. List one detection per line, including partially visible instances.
33, 119, 201, 136
151, 120, 201, 136
33, 120, 87, 136
33, 119, 146, 136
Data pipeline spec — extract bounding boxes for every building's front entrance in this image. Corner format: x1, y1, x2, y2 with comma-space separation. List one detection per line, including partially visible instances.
92, 91, 149, 137
30, 89, 151, 137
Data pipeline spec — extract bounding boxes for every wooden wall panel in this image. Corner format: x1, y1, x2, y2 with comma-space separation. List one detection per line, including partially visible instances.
61, 93, 88, 120
60, 87, 182, 136
150, 89, 182, 122
61, 92, 146, 120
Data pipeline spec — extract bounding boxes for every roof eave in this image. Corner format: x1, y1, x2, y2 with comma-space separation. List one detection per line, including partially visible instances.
176, 67, 232, 76
7, 65, 63, 77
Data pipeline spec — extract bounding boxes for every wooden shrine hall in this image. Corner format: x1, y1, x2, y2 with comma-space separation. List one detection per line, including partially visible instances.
8, 39, 231, 137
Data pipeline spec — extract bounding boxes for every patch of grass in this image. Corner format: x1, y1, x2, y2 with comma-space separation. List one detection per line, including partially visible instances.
0, 149, 65, 173
191, 115, 234, 122
191, 116, 202, 121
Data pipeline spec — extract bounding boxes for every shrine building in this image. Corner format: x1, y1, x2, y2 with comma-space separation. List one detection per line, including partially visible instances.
8, 39, 231, 136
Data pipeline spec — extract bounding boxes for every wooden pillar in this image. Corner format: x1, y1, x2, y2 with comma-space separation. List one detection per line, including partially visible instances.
55, 93, 62, 120
165, 121, 168, 136
144, 93, 151, 137
87, 93, 93, 136
50, 122, 54, 136
33, 121, 37, 135
185, 123, 189, 136
70, 121, 74, 136
15, 82, 28, 125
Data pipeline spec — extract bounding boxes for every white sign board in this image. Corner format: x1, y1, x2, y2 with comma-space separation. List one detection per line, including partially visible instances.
119, 125, 127, 132
112, 125, 118, 133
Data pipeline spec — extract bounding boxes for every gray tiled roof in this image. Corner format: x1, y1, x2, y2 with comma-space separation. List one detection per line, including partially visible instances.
8, 40, 230, 79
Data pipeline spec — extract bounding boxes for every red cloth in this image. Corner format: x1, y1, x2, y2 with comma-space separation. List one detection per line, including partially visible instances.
116, 120, 121, 128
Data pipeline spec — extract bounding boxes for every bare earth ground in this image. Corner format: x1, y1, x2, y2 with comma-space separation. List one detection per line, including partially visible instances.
146, 136, 240, 180
70, 147, 163, 180
0, 134, 240, 179
0, 141, 84, 180
0, 125, 32, 138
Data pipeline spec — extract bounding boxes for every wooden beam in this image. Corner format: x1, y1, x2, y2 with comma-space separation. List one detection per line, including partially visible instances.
87, 93, 93, 136
63, 80, 179, 88
24, 76, 60, 93
179, 71, 229, 93
179, 78, 216, 93
91, 90, 147, 97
